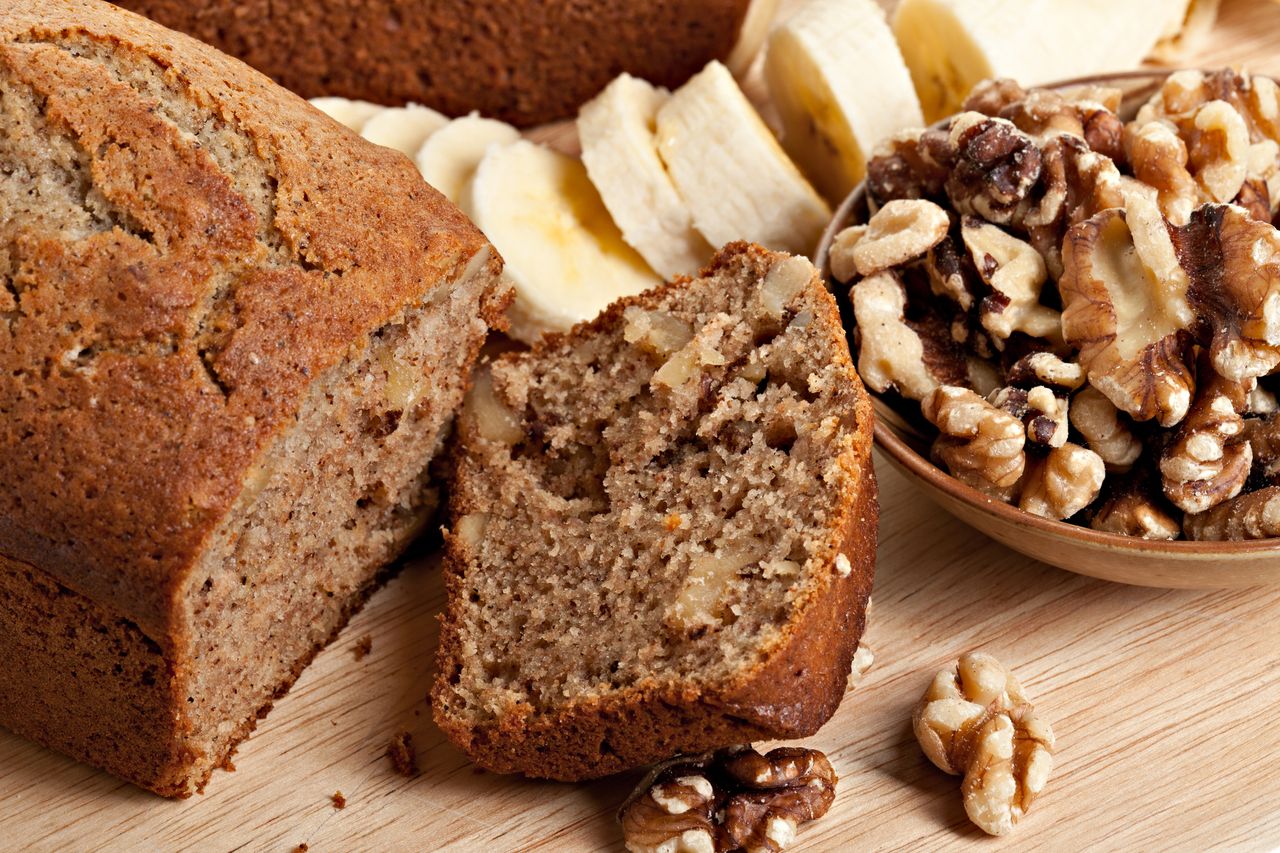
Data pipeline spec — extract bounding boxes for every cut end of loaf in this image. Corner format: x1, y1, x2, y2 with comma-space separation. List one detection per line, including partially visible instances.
433, 242, 876, 780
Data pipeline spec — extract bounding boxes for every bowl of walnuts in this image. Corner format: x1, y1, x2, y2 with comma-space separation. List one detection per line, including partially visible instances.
820, 69, 1280, 588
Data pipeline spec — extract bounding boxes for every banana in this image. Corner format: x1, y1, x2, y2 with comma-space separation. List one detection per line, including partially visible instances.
308, 97, 384, 131
764, 0, 924, 204
460, 140, 660, 343
655, 61, 831, 256
414, 113, 521, 204
1150, 0, 1221, 63
892, 0, 1202, 122
359, 104, 449, 156
578, 74, 712, 279
724, 0, 783, 77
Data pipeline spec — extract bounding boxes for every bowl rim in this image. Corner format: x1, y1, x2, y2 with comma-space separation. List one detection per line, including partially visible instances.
816, 67, 1280, 556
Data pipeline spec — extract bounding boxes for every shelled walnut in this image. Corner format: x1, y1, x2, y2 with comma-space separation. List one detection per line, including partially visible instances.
1091, 467, 1182, 539
1158, 358, 1252, 514
913, 652, 1055, 836
1018, 443, 1105, 520
1185, 485, 1280, 540
923, 386, 1027, 500
619, 746, 837, 853
846, 71, 1280, 540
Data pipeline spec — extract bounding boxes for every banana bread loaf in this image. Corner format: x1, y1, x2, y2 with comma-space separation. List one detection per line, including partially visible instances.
110, 0, 772, 126
433, 244, 877, 780
0, 0, 507, 797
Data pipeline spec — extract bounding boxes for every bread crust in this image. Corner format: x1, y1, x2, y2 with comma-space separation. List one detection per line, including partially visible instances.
112, 0, 754, 127
433, 244, 877, 780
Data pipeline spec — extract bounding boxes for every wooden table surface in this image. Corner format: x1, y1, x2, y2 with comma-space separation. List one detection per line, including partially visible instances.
6, 1, 1280, 851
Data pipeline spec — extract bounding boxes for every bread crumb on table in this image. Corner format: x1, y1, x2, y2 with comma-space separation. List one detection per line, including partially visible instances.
386, 731, 418, 777
331, 791, 346, 809
352, 635, 373, 661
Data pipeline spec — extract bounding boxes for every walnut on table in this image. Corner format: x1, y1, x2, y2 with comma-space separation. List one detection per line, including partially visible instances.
913, 652, 1055, 836
619, 746, 837, 853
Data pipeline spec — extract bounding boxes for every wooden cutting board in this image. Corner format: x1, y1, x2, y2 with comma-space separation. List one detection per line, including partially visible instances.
6, 1, 1280, 850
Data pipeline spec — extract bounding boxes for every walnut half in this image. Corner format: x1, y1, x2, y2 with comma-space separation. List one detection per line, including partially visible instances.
1060, 202, 1196, 427
922, 386, 1026, 501
619, 746, 837, 853
913, 652, 1055, 836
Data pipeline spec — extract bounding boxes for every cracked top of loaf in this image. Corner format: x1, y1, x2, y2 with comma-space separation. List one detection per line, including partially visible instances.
0, 0, 494, 641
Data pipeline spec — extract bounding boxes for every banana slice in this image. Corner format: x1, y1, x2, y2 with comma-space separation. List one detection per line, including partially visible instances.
579, 74, 712, 279
359, 104, 449, 156
656, 61, 831, 256
765, 0, 924, 204
1150, 0, 1221, 63
309, 97, 384, 132
461, 140, 660, 343
893, 0, 1201, 122
725, 0, 783, 76
415, 113, 521, 204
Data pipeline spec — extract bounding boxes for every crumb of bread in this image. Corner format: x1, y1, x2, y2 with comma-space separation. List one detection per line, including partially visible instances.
294, 845, 309, 853
387, 731, 418, 777
331, 791, 346, 809
353, 635, 373, 661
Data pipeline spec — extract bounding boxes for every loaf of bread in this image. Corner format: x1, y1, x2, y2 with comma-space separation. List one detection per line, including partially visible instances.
433, 243, 877, 780
112, 0, 764, 126
0, 0, 507, 797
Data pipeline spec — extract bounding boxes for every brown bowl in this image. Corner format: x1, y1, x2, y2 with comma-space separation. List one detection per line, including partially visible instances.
816, 70, 1280, 589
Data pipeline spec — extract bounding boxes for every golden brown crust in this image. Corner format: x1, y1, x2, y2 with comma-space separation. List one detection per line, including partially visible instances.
0, 0, 501, 795
112, 0, 754, 127
432, 243, 877, 780
0, 0, 490, 644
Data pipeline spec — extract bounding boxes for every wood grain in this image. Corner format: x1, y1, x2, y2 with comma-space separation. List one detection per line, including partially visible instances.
5, 0, 1280, 850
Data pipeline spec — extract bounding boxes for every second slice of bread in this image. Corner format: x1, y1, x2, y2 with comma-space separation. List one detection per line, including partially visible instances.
433, 243, 876, 780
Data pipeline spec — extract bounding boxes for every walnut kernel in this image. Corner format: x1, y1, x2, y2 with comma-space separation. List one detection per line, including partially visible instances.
913, 652, 1054, 836
922, 386, 1026, 500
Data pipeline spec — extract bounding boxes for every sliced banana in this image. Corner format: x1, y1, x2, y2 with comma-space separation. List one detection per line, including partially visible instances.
656, 61, 831, 256
765, 0, 924, 204
359, 104, 449, 156
309, 97, 384, 131
579, 74, 712, 279
893, 0, 1201, 122
724, 0, 783, 76
415, 113, 521, 204
461, 140, 660, 343
1150, 0, 1221, 63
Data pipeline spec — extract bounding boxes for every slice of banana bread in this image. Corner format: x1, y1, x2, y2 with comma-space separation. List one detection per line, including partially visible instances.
433, 243, 877, 780
0, 0, 507, 796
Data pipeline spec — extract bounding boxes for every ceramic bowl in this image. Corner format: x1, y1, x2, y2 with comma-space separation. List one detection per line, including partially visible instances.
815, 70, 1280, 588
